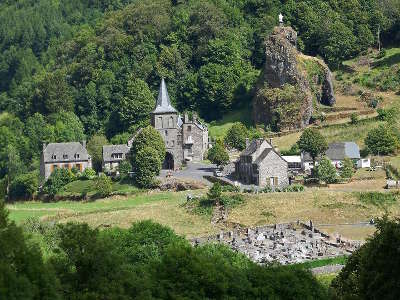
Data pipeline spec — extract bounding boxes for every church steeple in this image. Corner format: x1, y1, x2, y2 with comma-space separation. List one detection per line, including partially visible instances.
152, 78, 177, 114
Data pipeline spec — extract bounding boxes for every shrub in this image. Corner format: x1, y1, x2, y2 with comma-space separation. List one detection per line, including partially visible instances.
377, 108, 398, 123
207, 182, 222, 203
118, 160, 132, 179
43, 168, 74, 197
220, 194, 244, 209
130, 126, 165, 163
94, 174, 112, 197
340, 158, 355, 179
358, 192, 397, 207
350, 113, 358, 124
224, 122, 248, 150
80, 167, 96, 180
8, 172, 38, 201
297, 128, 328, 163
134, 147, 161, 188
331, 217, 400, 299
365, 124, 399, 155
315, 157, 337, 183
207, 139, 229, 167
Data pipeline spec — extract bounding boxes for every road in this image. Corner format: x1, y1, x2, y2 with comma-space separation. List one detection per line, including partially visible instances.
159, 162, 217, 185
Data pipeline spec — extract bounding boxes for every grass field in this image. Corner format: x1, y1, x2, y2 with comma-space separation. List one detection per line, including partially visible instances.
7, 178, 399, 240
208, 106, 252, 139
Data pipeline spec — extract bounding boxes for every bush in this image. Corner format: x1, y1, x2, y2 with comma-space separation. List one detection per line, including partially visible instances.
315, 157, 337, 184
130, 126, 165, 163
340, 158, 355, 179
94, 174, 112, 197
365, 124, 399, 155
377, 107, 398, 123
80, 167, 96, 180
134, 147, 161, 188
207, 139, 229, 167
8, 172, 38, 201
224, 122, 248, 150
331, 217, 400, 299
350, 113, 358, 124
43, 168, 74, 197
118, 160, 132, 179
262, 184, 305, 193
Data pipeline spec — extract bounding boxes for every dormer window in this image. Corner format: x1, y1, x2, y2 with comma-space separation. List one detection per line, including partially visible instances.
52, 154, 57, 160
74, 153, 80, 159
63, 154, 68, 159
111, 153, 123, 159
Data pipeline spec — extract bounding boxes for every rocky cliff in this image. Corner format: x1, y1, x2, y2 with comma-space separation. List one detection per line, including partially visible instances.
253, 26, 335, 131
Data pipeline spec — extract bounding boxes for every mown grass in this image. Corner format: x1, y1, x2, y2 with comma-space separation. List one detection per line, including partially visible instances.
275, 118, 382, 151
295, 256, 348, 269
208, 106, 252, 138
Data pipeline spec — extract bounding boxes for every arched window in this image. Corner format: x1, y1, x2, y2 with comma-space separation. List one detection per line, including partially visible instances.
169, 116, 174, 128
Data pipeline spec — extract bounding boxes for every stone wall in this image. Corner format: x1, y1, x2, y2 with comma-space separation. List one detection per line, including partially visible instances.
258, 151, 289, 187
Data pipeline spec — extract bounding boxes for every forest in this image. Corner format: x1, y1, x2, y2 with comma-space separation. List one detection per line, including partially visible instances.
1, 0, 399, 197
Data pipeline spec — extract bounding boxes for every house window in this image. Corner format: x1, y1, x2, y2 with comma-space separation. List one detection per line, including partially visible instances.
63, 154, 68, 159
111, 153, 123, 159
76, 164, 82, 171
165, 130, 168, 136
171, 140, 175, 147
169, 116, 174, 127
269, 177, 278, 186
187, 125, 191, 132
158, 117, 163, 128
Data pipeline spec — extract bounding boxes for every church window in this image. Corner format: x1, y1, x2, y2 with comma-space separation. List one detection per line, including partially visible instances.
165, 130, 168, 136
187, 125, 191, 132
169, 116, 174, 127
158, 117, 163, 128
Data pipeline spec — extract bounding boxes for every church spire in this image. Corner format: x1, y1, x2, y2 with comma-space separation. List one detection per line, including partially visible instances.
152, 78, 177, 114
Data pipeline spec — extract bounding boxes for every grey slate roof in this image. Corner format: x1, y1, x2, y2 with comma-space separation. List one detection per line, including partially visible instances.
254, 148, 273, 165
43, 142, 90, 163
303, 142, 360, 161
152, 78, 177, 114
102, 144, 130, 162
241, 139, 270, 156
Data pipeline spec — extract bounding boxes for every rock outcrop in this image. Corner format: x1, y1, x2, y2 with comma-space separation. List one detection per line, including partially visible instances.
253, 26, 335, 131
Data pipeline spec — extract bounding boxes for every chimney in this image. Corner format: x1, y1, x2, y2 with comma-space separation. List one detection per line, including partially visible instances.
192, 112, 198, 122
82, 140, 86, 148
245, 138, 250, 148
42, 142, 47, 151
184, 113, 189, 123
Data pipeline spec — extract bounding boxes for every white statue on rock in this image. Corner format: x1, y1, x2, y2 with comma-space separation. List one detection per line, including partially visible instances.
279, 13, 284, 26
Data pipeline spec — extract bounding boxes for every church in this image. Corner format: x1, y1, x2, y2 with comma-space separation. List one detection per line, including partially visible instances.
102, 79, 209, 171
151, 78, 209, 169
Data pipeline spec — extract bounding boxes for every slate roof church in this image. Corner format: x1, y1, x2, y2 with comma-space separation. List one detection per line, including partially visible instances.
151, 78, 209, 169
103, 78, 209, 171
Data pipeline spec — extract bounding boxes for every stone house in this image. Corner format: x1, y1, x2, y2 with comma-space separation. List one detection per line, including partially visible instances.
150, 78, 208, 169
235, 139, 289, 188
102, 144, 130, 172
101, 78, 209, 171
302, 142, 362, 171
40, 142, 92, 180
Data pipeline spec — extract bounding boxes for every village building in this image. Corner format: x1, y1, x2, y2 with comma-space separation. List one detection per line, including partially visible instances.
102, 144, 130, 172
235, 139, 289, 188
301, 142, 366, 172
101, 78, 209, 171
40, 142, 92, 180
150, 78, 209, 169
